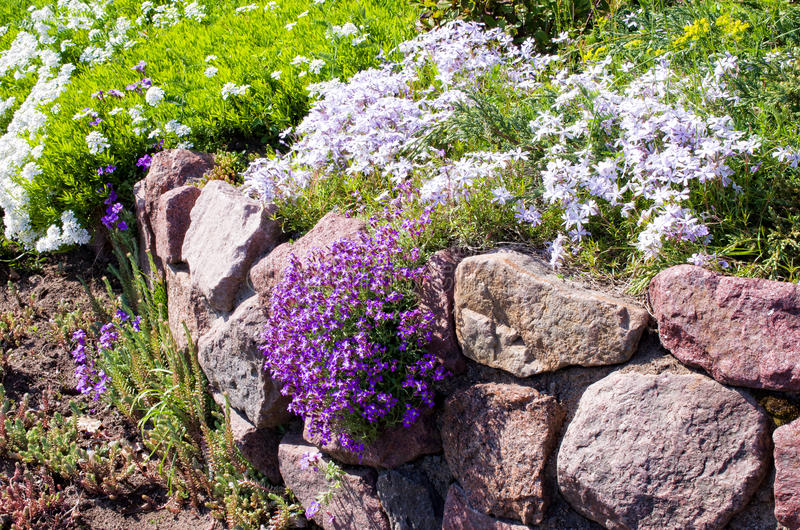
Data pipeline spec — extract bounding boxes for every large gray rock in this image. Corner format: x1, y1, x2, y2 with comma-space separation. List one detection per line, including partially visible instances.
558, 371, 771, 530
197, 295, 288, 428
774, 418, 800, 529
278, 432, 390, 530
454, 251, 649, 377
377, 470, 440, 530
441, 383, 564, 525
442, 484, 532, 530
249, 211, 366, 306
152, 185, 201, 265
182, 180, 280, 312
650, 264, 800, 391
303, 411, 440, 469
165, 264, 216, 352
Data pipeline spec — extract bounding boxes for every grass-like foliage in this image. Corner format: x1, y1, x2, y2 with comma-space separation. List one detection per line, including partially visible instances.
72, 227, 296, 528
0, 0, 418, 252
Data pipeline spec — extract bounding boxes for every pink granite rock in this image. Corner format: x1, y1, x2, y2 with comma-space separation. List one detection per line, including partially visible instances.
182, 180, 280, 312
143, 149, 214, 217
419, 249, 466, 374
165, 264, 216, 352
278, 432, 390, 530
455, 251, 649, 377
249, 211, 366, 306
774, 418, 800, 529
443, 484, 532, 530
649, 264, 800, 391
152, 185, 201, 265
198, 295, 289, 428
302, 411, 441, 469
441, 383, 564, 525
557, 371, 771, 529
133, 179, 157, 276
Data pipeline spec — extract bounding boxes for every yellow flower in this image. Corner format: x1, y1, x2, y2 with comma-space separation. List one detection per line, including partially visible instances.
673, 17, 710, 48
716, 13, 749, 41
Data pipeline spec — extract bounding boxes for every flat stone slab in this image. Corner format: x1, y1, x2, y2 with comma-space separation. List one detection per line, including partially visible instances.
558, 371, 771, 530
198, 295, 288, 428
278, 432, 390, 530
250, 211, 366, 306
774, 418, 800, 529
183, 180, 280, 312
441, 383, 564, 525
650, 264, 800, 391
454, 251, 649, 377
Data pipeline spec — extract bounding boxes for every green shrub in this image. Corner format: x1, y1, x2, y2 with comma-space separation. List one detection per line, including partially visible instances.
0, 0, 418, 252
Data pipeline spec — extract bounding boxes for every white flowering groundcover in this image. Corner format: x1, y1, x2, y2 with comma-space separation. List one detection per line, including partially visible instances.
244, 15, 800, 273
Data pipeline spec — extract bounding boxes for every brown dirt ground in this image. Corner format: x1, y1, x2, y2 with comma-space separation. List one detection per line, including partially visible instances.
0, 248, 219, 530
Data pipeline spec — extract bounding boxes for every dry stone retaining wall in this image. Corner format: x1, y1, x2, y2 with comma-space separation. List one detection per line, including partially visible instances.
136, 149, 800, 530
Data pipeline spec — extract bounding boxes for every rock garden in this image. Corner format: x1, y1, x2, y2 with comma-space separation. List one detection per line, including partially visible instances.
0, 0, 799, 529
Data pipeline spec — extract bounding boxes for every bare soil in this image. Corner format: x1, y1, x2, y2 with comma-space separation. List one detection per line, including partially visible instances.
0, 248, 218, 530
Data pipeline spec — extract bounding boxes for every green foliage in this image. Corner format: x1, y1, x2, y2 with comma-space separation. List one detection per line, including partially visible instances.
90, 230, 289, 528
0, 386, 142, 497
414, 0, 602, 43
3, 0, 419, 249
0, 463, 75, 530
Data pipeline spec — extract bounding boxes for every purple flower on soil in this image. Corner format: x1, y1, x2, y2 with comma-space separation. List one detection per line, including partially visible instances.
262, 213, 447, 453
132, 60, 147, 73
71, 328, 110, 401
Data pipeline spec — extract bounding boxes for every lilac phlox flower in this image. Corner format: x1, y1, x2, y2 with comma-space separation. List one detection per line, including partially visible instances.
115, 309, 129, 322
91, 90, 104, 100
107, 89, 124, 98
131, 316, 142, 332
132, 60, 147, 73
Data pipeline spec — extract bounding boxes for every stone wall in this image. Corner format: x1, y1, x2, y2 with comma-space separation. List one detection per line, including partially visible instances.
136, 150, 800, 530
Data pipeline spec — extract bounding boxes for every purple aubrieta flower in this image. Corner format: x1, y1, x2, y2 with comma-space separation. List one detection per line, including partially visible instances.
136, 154, 152, 171
262, 213, 447, 453
101, 185, 128, 231
305, 501, 321, 519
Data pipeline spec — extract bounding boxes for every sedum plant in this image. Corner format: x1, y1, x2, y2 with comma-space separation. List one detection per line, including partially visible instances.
262, 214, 447, 453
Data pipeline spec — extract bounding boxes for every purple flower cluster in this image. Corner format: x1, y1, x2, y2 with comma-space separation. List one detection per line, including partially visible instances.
101, 185, 127, 231
96, 164, 116, 176
136, 154, 152, 171
70, 310, 141, 400
71, 329, 108, 401
125, 77, 152, 93
262, 216, 446, 453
